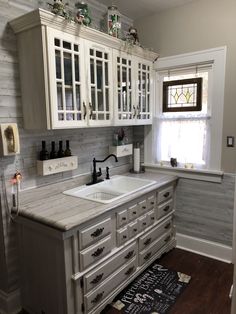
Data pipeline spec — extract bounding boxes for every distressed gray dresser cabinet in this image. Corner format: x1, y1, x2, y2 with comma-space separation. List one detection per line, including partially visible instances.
17, 175, 177, 314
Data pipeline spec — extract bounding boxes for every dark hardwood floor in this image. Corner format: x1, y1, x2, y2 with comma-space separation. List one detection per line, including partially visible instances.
102, 248, 233, 314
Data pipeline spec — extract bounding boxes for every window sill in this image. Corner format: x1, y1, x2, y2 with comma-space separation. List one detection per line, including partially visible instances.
143, 163, 223, 183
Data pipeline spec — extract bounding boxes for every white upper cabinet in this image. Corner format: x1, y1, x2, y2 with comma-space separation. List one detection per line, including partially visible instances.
10, 9, 158, 129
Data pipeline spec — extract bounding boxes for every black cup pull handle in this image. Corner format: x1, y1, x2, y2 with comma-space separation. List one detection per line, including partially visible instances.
125, 266, 135, 276
164, 205, 170, 212
165, 222, 171, 229
124, 250, 134, 260
91, 227, 104, 238
90, 273, 104, 285
92, 247, 105, 257
164, 192, 170, 198
165, 235, 171, 242
144, 238, 152, 246
91, 292, 104, 304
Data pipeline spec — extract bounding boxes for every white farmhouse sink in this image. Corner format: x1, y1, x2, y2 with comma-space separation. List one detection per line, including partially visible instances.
63, 175, 156, 204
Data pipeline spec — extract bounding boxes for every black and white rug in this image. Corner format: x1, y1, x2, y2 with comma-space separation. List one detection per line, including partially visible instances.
111, 263, 191, 314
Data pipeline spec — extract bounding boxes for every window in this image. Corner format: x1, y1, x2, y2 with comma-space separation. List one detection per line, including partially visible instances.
144, 47, 226, 175
158, 68, 210, 168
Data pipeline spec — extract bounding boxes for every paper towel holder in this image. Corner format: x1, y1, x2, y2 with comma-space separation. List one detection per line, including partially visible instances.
130, 142, 145, 174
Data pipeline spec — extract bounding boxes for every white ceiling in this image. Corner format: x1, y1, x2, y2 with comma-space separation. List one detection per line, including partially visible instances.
98, 0, 197, 20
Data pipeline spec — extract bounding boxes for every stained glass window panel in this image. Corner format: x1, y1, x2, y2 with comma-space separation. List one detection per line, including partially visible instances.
163, 78, 202, 112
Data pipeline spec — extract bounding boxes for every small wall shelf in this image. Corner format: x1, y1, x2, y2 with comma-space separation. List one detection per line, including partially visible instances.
109, 144, 133, 157
37, 156, 78, 176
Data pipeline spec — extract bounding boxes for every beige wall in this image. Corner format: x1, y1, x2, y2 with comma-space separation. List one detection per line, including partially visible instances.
135, 0, 236, 173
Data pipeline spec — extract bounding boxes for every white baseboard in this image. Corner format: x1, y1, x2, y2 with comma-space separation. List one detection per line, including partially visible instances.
0, 289, 21, 314
176, 233, 233, 263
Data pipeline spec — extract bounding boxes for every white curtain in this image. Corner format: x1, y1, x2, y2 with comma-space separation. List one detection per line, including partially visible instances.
156, 116, 210, 167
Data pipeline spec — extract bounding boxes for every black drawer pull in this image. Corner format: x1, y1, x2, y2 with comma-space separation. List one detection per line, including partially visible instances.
91, 227, 104, 238
133, 228, 137, 232
143, 222, 147, 226
165, 223, 171, 229
124, 250, 134, 260
164, 235, 171, 242
92, 247, 105, 257
144, 238, 152, 246
123, 235, 127, 239
151, 217, 155, 220
164, 192, 170, 198
90, 273, 104, 285
132, 211, 137, 215
142, 206, 146, 209
164, 205, 170, 212
151, 201, 155, 205
125, 266, 135, 276
91, 292, 104, 304
122, 217, 127, 221
144, 252, 152, 260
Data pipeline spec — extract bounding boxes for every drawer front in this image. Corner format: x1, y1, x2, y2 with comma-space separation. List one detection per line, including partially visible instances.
80, 236, 112, 271
138, 214, 149, 231
139, 231, 172, 266
147, 194, 156, 210
139, 217, 172, 251
139, 199, 148, 215
117, 209, 128, 228
79, 218, 112, 250
146, 209, 155, 226
117, 227, 129, 246
85, 257, 137, 312
158, 185, 174, 204
84, 242, 137, 293
128, 203, 139, 221
128, 220, 139, 238
157, 199, 173, 220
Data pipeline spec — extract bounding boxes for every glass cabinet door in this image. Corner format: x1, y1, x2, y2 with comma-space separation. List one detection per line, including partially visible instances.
47, 29, 87, 128
136, 61, 152, 122
114, 53, 135, 124
86, 42, 113, 126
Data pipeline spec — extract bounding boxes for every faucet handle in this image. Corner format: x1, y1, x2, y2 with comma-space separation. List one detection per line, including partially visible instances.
97, 167, 102, 177
106, 166, 110, 180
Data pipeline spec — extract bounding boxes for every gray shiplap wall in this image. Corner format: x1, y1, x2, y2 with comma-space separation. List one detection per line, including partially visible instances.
0, 0, 134, 298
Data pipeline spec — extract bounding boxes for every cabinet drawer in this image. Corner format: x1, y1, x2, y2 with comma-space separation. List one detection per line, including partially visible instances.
158, 185, 174, 204
128, 204, 139, 221
147, 194, 156, 210
80, 236, 112, 271
117, 209, 128, 228
139, 199, 148, 215
85, 257, 137, 312
117, 227, 129, 246
79, 217, 111, 250
147, 209, 155, 226
139, 217, 172, 251
84, 242, 137, 293
139, 231, 172, 266
138, 214, 149, 231
128, 220, 139, 238
156, 199, 173, 220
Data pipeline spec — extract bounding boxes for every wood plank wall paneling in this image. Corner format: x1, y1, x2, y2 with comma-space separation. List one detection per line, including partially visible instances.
0, 0, 134, 298
135, 126, 235, 246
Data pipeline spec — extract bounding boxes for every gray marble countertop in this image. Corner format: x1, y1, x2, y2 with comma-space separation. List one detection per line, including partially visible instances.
18, 171, 177, 231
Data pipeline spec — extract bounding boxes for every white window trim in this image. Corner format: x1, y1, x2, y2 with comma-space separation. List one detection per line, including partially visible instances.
144, 46, 227, 182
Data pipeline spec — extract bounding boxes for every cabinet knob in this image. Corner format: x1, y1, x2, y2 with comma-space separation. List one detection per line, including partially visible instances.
123, 235, 127, 239
132, 211, 137, 215
133, 228, 137, 232
164, 235, 171, 242
122, 217, 127, 221
92, 247, 105, 257
151, 201, 155, 205
165, 222, 171, 229
142, 206, 146, 209
143, 222, 147, 226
